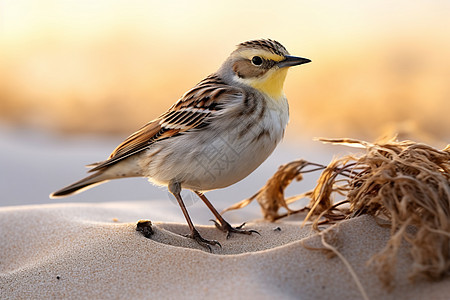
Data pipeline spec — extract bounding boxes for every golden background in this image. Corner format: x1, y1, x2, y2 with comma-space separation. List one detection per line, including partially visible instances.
1, 1, 449, 145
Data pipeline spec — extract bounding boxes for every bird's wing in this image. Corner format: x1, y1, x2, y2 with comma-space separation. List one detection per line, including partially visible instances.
89, 74, 243, 172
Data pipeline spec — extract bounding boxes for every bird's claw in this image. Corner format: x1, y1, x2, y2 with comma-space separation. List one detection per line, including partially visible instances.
184, 229, 221, 252
210, 219, 260, 239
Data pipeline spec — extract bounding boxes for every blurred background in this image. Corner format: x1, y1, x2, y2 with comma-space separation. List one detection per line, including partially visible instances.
1, 1, 449, 221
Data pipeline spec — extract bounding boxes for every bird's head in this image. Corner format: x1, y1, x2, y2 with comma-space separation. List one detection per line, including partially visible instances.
220, 39, 311, 99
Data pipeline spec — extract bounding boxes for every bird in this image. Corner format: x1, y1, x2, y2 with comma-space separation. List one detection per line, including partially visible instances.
50, 39, 311, 250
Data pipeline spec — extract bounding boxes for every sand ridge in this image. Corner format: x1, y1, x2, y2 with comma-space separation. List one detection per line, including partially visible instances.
1, 203, 449, 299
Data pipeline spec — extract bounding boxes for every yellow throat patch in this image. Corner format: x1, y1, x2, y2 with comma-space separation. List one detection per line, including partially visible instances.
249, 68, 288, 100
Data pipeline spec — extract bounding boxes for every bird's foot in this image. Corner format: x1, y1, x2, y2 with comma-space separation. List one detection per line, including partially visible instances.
185, 228, 221, 252
210, 219, 260, 239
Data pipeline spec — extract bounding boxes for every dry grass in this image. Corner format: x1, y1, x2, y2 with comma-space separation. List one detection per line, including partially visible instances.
227, 138, 450, 287
307, 138, 450, 286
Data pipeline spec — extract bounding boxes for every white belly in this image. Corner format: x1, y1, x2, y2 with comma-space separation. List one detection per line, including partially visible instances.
140, 98, 289, 191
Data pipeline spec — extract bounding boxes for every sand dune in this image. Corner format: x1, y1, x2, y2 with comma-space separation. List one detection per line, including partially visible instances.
1, 203, 449, 299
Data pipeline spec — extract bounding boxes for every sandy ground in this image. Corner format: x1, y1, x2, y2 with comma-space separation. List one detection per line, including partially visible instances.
2, 127, 449, 298
1, 202, 449, 299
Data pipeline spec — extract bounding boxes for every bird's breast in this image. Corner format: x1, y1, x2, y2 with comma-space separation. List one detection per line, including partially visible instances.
142, 95, 289, 191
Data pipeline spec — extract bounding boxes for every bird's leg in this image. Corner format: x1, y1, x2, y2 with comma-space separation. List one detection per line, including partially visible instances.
168, 181, 220, 251
194, 191, 259, 239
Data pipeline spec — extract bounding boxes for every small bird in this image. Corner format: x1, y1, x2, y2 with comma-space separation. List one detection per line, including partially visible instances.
51, 39, 311, 249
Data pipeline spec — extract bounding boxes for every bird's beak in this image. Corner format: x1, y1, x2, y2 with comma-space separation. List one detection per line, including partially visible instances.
277, 55, 311, 68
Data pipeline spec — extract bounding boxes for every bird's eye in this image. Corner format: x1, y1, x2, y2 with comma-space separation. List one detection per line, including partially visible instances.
251, 56, 263, 66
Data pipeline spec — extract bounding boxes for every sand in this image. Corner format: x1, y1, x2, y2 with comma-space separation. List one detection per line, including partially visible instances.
1, 202, 449, 299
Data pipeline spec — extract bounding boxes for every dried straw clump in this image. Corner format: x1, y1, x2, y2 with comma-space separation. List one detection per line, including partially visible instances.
305, 138, 450, 285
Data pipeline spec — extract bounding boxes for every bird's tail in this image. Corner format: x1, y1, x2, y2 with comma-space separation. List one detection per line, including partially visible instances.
50, 172, 110, 198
